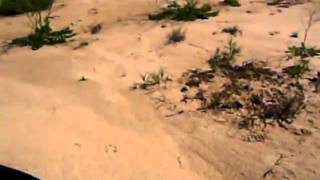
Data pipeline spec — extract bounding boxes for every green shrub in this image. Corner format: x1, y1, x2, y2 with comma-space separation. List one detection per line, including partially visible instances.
0, 0, 53, 16
208, 39, 241, 69
224, 0, 241, 7
285, 43, 320, 59
282, 60, 310, 78
148, 0, 219, 21
11, 21, 75, 50
9, 3, 75, 50
222, 26, 240, 36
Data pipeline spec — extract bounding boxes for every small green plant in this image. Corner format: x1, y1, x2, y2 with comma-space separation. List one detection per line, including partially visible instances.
285, 43, 320, 59
149, 0, 219, 21
223, 0, 241, 7
138, 68, 171, 89
9, 3, 75, 50
285, 2, 320, 59
266, 0, 281, 5
167, 28, 186, 44
282, 60, 310, 78
207, 39, 241, 69
222, 26, 241, 36
74, 41, 89, 50
0, 0, 53, 16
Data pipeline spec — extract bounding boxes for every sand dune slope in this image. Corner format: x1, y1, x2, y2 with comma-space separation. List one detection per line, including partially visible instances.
1, 0, 320, 179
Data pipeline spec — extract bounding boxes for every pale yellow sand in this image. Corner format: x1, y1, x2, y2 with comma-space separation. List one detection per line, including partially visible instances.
0, 0, 320, 179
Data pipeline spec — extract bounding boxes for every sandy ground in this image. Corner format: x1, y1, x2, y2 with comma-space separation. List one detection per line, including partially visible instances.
0, 0, 320, 179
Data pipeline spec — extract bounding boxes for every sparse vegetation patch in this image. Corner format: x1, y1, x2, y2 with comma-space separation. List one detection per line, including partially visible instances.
207, 39, 241, 70
180, 41, 308, 130
8, 3, 75, 50
282, 60, 310, 78
149, 0, 219, 21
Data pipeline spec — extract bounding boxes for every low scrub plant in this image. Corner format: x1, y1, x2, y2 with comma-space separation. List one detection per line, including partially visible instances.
207, 39, 241, 69
221, 26, 241, 36
223, 0, 241, 7
282, 60, 310, 78
0, 0, 53, 16
149, 0, 219, 21
131, 68, 171, 90
286, 43, 320, 59
167, 28, 186, 44
140, 68, 168, 86
9, 3, 75, 50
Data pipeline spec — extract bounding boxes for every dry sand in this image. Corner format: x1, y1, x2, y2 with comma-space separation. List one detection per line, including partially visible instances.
0, 0, 320, 179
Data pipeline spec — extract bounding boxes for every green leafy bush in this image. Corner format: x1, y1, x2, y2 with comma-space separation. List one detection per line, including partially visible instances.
285, 43, 320, 59
207, 39, 241, 69
11, 20, 75, 50
149, 0, 219, 21
9, 3, 75, 50
224, 0, 241, 7
0, 0, 53, 16
222, 26, 240, 36
282, 60, 310, 78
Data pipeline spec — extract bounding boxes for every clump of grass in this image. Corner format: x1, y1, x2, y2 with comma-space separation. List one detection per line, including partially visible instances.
167, 28, 186, 44
0, 0, 53, 16
140, 68, 168, 86
207, 39, 241, 70
9, 3, 75, 50
148, 0, 219, 21
132, 68, 171, 90
223, 0, 241, 7
222, 26, 241, 36
282, 60, 310, 78
285, 43, 320, 59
